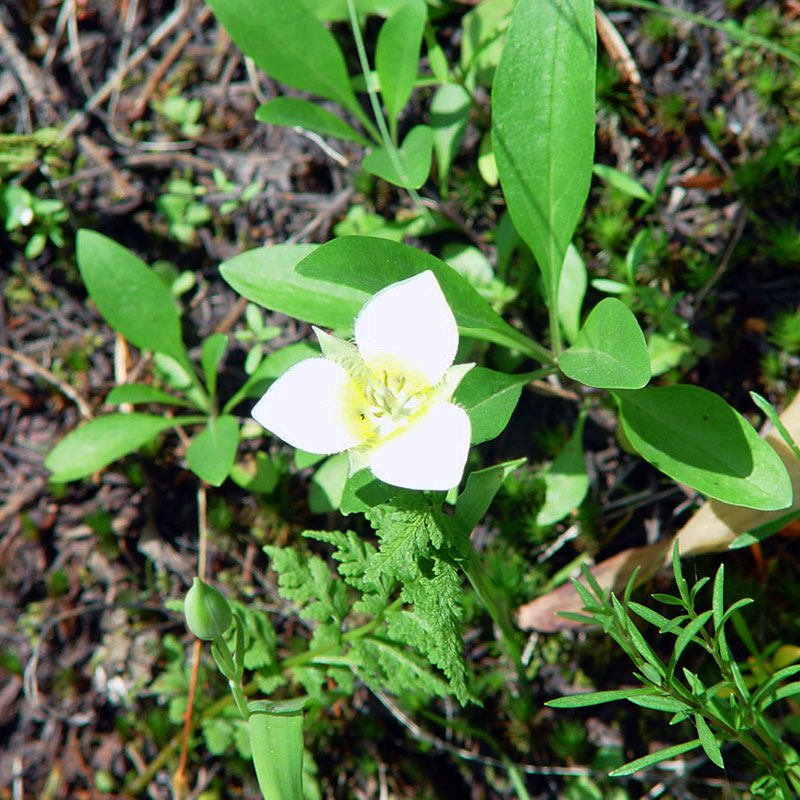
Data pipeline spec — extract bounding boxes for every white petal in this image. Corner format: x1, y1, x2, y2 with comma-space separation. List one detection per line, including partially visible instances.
354, 271, 458, 385
252, 358, 367, 454
368, 402, 471, 490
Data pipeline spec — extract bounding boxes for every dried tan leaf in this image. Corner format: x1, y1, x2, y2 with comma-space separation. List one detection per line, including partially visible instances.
516, 393, 800, 632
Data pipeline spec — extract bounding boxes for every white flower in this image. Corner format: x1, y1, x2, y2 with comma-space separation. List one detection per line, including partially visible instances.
252, 271, 474, 490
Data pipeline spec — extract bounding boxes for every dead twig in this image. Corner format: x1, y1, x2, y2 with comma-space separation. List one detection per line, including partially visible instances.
693, 203, 746, 309
0, 344, 94, 420
0, 13, 60, 126
129, 6, 213, 120
595, 7, 648, 118
58, 0, 193, 141
66, 0, 94, 98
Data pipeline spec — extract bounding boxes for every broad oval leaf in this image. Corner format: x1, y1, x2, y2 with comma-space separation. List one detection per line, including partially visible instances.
455, 369, 535, 444
206, 0, 360, 118
186, 415, 240, 487
558, 298, 650, 389
616, 385, 793, 511
362, 124, 433, 189
77, 230, 188, 367
249, 710, 304, 800
255, 98, 369, 145
492, 0, 595, 307
295, 235, 546, 360
219, 243, 369, 331
45, 413, 176, 482
375, 0, 426, 123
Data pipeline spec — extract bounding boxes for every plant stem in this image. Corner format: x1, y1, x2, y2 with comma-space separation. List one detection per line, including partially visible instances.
345, 0, 433, 224
463, 546, 530, 704
125, 604, 399, 795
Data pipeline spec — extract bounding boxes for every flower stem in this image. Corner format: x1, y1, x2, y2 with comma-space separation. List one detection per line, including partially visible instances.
345, 0, 433, 224
463, 545, 531, 705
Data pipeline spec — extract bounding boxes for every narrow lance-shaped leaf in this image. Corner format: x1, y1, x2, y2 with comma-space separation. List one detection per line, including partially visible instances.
375, 0, 427, 131
205, 0, 365, 125
430, 83, 471, 190
492, 0, 596, 312
45, 413, 177, 483
537, 414, 588, 526
456, 457, 526, 531
609, 739, 702, 777
77, 230, 190, 369
255, 98, 370, 145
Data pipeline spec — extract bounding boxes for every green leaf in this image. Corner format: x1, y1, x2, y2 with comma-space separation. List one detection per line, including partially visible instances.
625, 228, 652, 283
760, 680, 800, 710
750, 391, 800, 463
375, 0, 426, 125
308, 453, 349, 513
340, 469, 394, 515
460, 0, 512, 83
667, 610, 713, 677
430, 83, 471, 188
219, 243, 368, 331
752, 664, 800, 710
255, 98, 369, 145
206, 0, 361, 119
230, 452, 280, 494
615, 386, 794, 511
201, 333, 227, 398
546, 687, 655, 708
648, 332, 692, 377
729, 508, 800, 549
557, 244, 587, 344
249, 710, 304, 800
628, 694, 691, 713
609, 739, 701, 777
454, 368, 533, 444
593, 164, 651, 202
491, 0, 595, 307
537, 415, 588, 525
712, 565, 725, 631
312, 0, 408, 21
45, 413, 176, 482
455, 457, 526, 531
558, 298, 650, 389
362, 125, 433, 189
694, 715, 724, 769
186, 415, 239, 486
295, 236, 546, 359
105, 384, 194, 408
76, 230, 189, 369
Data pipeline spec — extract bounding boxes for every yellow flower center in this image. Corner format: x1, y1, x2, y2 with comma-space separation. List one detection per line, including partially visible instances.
345, 362, 433, 443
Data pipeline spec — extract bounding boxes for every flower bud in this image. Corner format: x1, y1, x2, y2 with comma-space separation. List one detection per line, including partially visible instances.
184, 577, 232, 641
